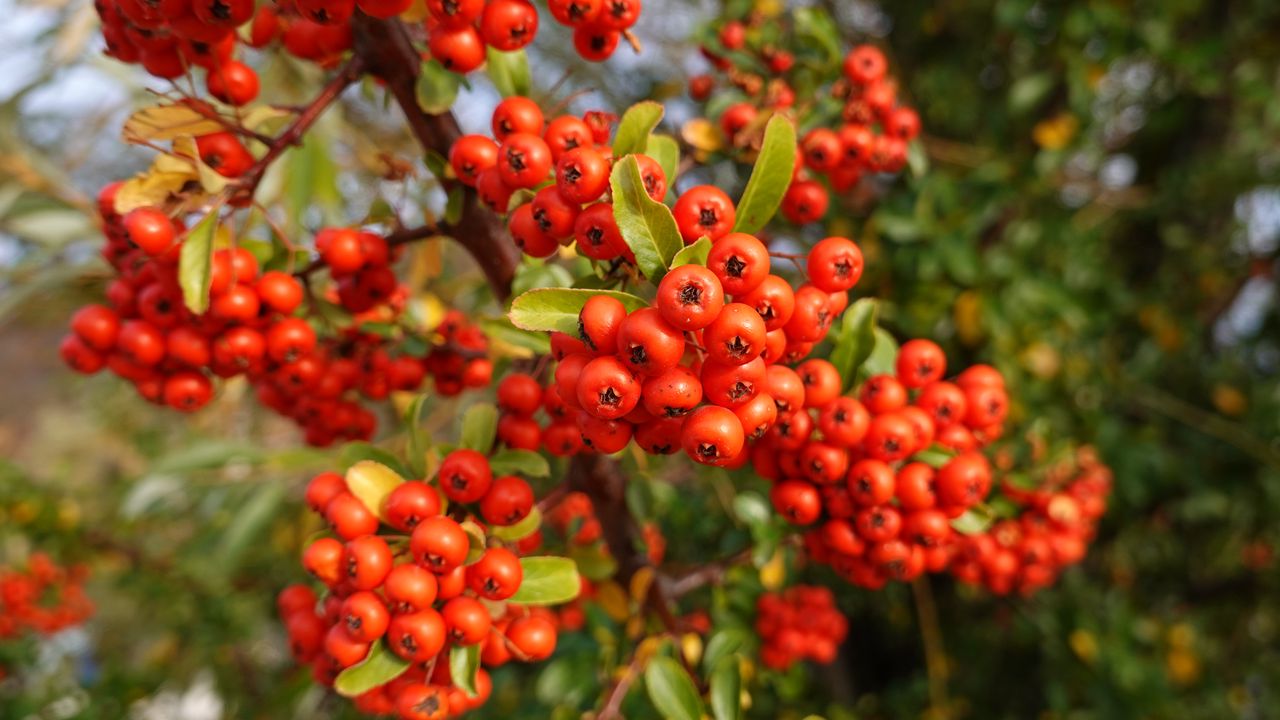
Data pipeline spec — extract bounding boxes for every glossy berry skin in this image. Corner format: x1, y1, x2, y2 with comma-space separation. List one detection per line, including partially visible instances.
556, 146, 610, 204
641, 366, 703, 418
707, 232, 771, 296
71, 304, 120, 351
578, 295, 627, 354
449, 135, 499, 186
807, 237, 865, 293
467, 546, 523, 600
442, 596, 491, 645
341, 591, 390, 643
673, 185, 736, 243
384, 481, 442, 532
498, 133, 553, 189
344, 536, 393, 591
438, 449, 493, 504
506, 616, 557, 660
771, 479, 822, 525
410, 516, 470, 572
206, 61, 259, 106
479, 0, 539, 52
491, 96, 545, 140
615, 308, 685, 377
325, 493, 380, 540
123, 208, 175, 255
781, 180, 830, 225
577, 355, 641, 420
479, 475, 535, 526
681, 405, 745, 466
384, 564, 439, 614
428, 26, 487, 73
656, 265, 725, 331
388, 609, 447, 663
703, 303, 767, 366
738, 276, 796, 332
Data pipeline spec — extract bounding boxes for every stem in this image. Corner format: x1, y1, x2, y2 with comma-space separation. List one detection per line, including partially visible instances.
599, 646, 647, 720
911, 576, 950, 717
232, 56, 366, 199
351, 16, 522, 300
1129, 384, 1280, 472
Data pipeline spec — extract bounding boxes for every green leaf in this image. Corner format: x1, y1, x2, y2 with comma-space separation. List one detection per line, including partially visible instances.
951, 505, 995, 535
702, 628, 751, 671
732, 115, 797, 234
671, 236, 712, 268
509, 556, 582, 605
345, 461, 406, 523
568, 542, 618, 581
476, 317, 552, 355
213, 483, 285, 580
178, 211, 218, 314
490, 507, 543, 542
488, 449, 550, 477
460, 520, 488, 564
709, 657, 743, 720
647, 134, 681, 196
610, 155, 683, 282
914, 445, 956, 468
416, 60, 461, 115
485, 47, 531, 97
449, 644, 482, 697
334, 641, 410, 698
857, 328, 900, 383
404, 393, 431, 478
508, 287, 648, 334
445, 186, 465, 225
460, 404, 499, 453
830, 299, 878, 393
612, 101, 665, 158
1009, 72, 1054, 114
644, 656, 705, 720
731, 492, 771, 528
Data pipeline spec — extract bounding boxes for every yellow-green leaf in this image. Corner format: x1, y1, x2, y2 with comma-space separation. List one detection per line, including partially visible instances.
732, 115, 797, 234
178, 211, 218, 314
345, 460, 406, 523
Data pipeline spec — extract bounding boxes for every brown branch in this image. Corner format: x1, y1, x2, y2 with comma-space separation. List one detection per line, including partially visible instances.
669, 547, 754, 598
232, 56, 366, 200
351, 16, 522, 300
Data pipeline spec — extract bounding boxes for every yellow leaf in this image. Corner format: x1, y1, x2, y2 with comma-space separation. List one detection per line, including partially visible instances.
594, 581, 630, 622
680, 632, 702, 667
114, 170, 195, 215
681, 118, 724, 154
345, 461, 406, 523
173, 136, 232, 194
123, 103, 225, 144
629, 566, 655, 603
240, 106, 295, 135
1068, 629, 1098, 665
759, 548, 786, 590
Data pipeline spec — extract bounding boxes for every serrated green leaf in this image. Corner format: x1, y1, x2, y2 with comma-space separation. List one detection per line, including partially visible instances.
449, 644, 482, 697
491, 506, 543, 542
485, 47, 531, 97
732, 115, 797, 234
709, 657, 743, 720
416, 60, 461, 115
671, 236, 712, 268
611, 156, 683, 281
509, 557, 581, 605
508, 288, 648, 334
334, 641, 410, 698
178, 211, 218, 314
613, 101, 665, 157
460, 404, 499, 453
644, 656, 704, 720
830, 299, 878, 393
647, 134, 680, 197
488, 449, 550, 477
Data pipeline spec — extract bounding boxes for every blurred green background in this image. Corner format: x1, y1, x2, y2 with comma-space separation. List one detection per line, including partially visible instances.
1, 0, 1278, 718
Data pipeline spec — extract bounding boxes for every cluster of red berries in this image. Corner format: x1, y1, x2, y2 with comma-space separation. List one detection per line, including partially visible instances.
949, 449, 1112, 596
748, 341, 1009, 589
754, 585, 847, 670
96, 0, 359, 83
62, 184, 490, 445
693, 17, 920, 225
0, 553, 94, 640
284, 459, 558, 718
530, 234, 864, 466
546, 0, 642, 62
449, 97, 636, 261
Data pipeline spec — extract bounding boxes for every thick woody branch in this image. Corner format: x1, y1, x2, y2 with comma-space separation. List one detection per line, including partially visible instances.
351, 16, 522, 300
